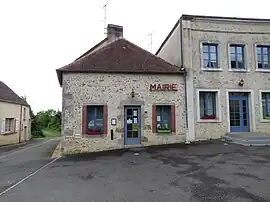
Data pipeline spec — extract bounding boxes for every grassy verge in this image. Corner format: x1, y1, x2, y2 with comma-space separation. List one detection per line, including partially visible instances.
42, 129, 61, 138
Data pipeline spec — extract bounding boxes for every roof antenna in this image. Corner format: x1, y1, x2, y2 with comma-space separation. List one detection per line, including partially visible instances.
148, 31, 155, 53
102, 0, 112, 35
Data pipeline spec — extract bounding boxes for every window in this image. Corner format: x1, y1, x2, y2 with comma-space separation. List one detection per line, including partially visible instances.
262, 92, 270, 120
257, 46, 270, 69
5, 118, 15, 133
230, 45, 245, 69
202, 43, 218, 68
23, 108, 26, 121
156, 106, 171, 133
199, 92, 217, 120
86, 106, 104, 135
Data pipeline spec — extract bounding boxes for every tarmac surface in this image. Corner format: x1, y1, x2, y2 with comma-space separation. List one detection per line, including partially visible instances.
1, 139, 270, 202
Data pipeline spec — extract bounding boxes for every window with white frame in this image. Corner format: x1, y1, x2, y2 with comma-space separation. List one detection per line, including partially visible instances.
257, 46, 270, 69
199, 92, 218, 120
5, 118, 15, 133
202, 43, 219, 68
230, 44, 245, 69
262, 92, 270, 120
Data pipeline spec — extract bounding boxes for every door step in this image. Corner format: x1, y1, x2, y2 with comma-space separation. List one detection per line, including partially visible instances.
223, 132, 270, 146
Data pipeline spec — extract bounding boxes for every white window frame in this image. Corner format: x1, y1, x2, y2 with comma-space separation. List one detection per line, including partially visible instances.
255, 43, 270, 72
4, 118, 15, 133
228, 43, 249, 72
200, 41, 222, 72
259, 90, 270, 122
196, 89, 222, 123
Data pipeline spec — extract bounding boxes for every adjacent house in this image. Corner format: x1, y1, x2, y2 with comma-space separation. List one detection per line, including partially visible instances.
56, 24, 187, 154
0, 81, 31, 146
156, 14, 270, 141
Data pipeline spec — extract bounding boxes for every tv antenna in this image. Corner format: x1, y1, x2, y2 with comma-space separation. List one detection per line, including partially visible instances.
148, 31, 155, 53
102, 0, 112, 35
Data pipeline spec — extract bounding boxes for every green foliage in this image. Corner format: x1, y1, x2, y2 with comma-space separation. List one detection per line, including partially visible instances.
30, 109, 45, 138
31, 109, 61, 138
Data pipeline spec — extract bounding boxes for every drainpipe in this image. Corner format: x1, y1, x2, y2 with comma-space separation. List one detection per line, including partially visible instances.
179, 18, 189, 140
19, 104, 22, 143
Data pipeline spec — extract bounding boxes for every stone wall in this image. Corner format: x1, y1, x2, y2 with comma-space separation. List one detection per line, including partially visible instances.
61, 73, 187, 154
182, 18, 270, 140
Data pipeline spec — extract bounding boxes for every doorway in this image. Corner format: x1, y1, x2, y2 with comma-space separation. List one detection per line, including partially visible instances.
124, 106, 141, 145
229, 93, 250, 132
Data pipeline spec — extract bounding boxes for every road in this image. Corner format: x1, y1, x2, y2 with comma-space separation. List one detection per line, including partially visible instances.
0, 138, 60, 198
1, 139, 270, 201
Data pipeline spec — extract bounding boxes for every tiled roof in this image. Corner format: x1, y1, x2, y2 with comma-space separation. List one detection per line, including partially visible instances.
0, 81, 29, 106
56, 38, 184, 86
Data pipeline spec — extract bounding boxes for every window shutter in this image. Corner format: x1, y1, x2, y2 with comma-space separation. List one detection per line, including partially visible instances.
82, 105, 87, 135
1, 119, 5, 134
171, 104, 176, 133
152, 105, 156, 133
103, 104, 108, 136
15, 118, 20, 132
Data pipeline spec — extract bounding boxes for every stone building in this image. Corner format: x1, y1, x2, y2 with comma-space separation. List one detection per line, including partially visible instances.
157, 14, 270, 141
56, 24, 187, 154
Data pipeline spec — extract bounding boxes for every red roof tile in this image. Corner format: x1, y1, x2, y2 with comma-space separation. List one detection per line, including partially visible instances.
56, 38, 184, 86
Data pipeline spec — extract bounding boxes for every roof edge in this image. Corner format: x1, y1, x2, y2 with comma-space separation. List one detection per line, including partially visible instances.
0, 99, 30, 107
155, 19, 180, 55
181, 14, 270, 23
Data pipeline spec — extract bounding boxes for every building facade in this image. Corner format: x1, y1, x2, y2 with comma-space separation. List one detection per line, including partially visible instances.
57, 25, 187, 154
157, 14, 270, 141
0, 81, 31, 146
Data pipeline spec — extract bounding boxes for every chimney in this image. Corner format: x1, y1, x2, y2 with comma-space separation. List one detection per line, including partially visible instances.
107, 24, 123, 41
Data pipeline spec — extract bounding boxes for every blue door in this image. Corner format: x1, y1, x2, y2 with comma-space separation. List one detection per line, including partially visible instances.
124, 106, 141, 145
229, 95, 250, 132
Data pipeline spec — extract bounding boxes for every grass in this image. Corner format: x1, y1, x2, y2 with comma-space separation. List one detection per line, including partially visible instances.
42, 129, 61, 138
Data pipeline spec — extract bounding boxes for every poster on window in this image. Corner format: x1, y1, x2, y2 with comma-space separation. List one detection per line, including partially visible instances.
127, 118, 132, 124
133, 110, 137, 116
133, 118, 138, 124
157, 116, 161, 122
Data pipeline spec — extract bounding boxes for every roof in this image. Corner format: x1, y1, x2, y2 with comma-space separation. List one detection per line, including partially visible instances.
181, 14, 270, 22
156, 14, 270, 55
0, 81, 29, 106
56, 38, 184, 86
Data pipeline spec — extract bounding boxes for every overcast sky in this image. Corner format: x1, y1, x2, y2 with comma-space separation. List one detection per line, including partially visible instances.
0, 0, 269, 113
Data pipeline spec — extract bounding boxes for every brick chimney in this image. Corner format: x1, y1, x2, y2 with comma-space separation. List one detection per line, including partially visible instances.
107, 24, 123, 41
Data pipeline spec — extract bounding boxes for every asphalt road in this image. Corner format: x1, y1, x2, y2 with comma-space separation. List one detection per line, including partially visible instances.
0, 138, 60, 198
1, 140, 270, 202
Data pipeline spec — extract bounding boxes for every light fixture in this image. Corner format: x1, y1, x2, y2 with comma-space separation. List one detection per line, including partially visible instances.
131, 89, 135, 98
180, 65, 185, 71
239, 79, 244, 87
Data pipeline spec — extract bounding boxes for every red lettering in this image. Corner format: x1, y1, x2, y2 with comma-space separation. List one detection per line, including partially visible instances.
163, 84, 169, 91
149, 84, 177, 91
150, 84, 156, 91
172, 84, 177, 91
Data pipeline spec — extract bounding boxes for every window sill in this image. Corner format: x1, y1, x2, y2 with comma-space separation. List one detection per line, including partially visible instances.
82, 134, 104, 138
228, 69, 249, 72
256, 69, 270, 72
0, 131, 17, 135
197, 119, 221, 123
201, 68, 223, 72
260, 118, 270, 123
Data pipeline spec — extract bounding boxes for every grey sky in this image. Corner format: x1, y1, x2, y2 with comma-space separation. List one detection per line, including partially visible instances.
0, 0, 269, 113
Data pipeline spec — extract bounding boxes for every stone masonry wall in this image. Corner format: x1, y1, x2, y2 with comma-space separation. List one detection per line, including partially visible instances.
182, 19, 270, 140
61, 73, 186, 155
